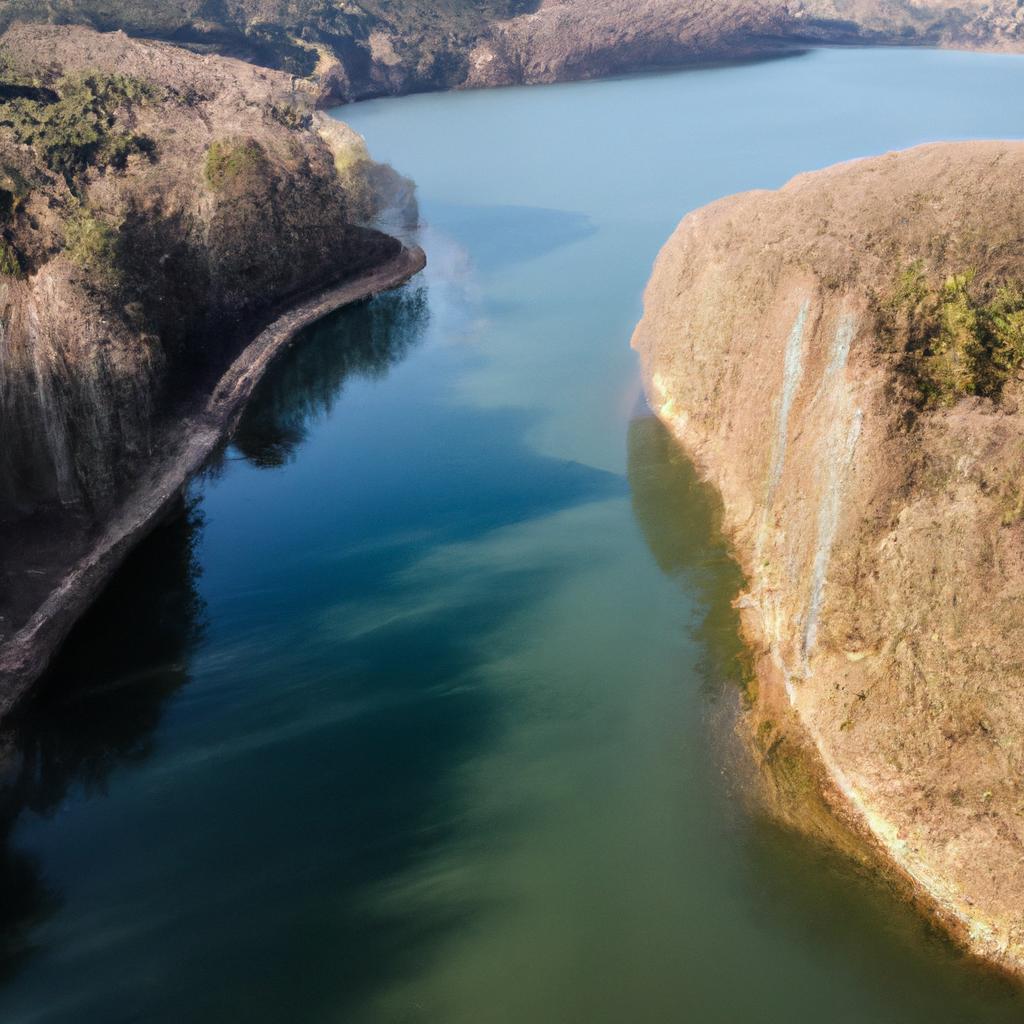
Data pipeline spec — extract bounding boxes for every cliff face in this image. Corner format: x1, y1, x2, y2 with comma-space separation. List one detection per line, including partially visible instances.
3, 0, 1023, 101
632, 142, 1024, 973
0, 24, 414, 645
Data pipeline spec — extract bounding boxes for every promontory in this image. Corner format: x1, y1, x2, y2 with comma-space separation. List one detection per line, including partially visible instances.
632, 141, 1024, 974
0, 24, 422, 707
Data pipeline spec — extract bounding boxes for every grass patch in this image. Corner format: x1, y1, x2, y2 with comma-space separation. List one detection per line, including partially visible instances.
64, 206, 121, 285
203, 138, 269, 191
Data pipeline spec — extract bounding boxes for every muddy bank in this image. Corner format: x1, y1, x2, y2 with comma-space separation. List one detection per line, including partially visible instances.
632, 141, 1024, 975
0, 245, 425, 716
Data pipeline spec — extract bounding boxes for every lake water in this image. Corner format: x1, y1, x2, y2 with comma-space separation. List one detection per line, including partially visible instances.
3, 46, 1024, 1023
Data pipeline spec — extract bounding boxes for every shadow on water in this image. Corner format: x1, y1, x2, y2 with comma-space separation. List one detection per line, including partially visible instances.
0, 500, 205, 980
188, 567, 574, 1024
626, 413, 749, 695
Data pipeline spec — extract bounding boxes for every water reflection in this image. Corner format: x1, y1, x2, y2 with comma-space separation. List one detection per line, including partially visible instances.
0, 499, 204, 978
627, 413, 748, 692
0, 289, 431, 996
427, 204, 597, 273
233, 288, 429, 468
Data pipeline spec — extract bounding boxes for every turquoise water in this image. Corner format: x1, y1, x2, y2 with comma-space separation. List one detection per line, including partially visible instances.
3, 47, 1024, 1022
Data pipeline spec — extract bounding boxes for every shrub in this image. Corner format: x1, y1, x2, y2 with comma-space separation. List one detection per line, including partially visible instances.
0, 69, 157, 183
0, 238, 21, 277
880, 263, 1024, 406
268, 103, 311, 131
64, 207, 121, 285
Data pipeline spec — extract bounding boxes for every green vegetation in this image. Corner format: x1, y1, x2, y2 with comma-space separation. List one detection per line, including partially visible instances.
880, 262, 1024, 406
203, 138, 269, 191
64, 206, 121, 284
0, 237, 21, 277
0, 164, 30, 220
0, 69, 157, 184
328, 136, 377, 224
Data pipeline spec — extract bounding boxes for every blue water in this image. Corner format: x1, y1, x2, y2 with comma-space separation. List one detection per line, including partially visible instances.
2, 46, 1024, 1023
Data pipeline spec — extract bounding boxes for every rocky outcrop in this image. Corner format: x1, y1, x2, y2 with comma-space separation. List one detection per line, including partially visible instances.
632, 141, 1024, 974
0, 24, 420, 696
4, 1, 1024, 101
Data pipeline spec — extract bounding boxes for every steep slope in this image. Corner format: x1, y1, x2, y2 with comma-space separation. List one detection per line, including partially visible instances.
632, 141, 1024, 974
0, 24, 420, 702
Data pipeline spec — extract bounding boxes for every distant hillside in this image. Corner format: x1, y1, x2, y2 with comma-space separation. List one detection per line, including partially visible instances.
0, 0, 540, 101
1, 0, 1023, 102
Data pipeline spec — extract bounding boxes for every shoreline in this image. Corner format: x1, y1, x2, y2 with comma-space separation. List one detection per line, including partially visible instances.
648, 398, 1024, 983
0, 244, 426, 719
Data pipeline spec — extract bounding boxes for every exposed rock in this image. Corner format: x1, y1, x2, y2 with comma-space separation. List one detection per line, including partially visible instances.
632, 141, 1024, 975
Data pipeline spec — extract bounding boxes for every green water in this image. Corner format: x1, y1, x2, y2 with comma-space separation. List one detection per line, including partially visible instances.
3, 46, 1024, 1023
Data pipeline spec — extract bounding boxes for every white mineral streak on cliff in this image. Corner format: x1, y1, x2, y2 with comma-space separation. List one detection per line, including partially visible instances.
802, 313, 860, 665
803, 405, 862, 662
766, 300, 809, 507
748, 299, 810, 700
824, 312, 856, 381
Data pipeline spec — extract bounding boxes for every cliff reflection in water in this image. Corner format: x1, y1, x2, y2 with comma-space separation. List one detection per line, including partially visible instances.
0, 288, 430, 984
626, 413, 749, 693
0, 499, 204, 978
233, 288, 428, 468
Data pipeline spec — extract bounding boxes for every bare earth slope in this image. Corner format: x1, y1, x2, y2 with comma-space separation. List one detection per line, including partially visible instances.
632, 141, 1024, 974
2, 0, 1024, 100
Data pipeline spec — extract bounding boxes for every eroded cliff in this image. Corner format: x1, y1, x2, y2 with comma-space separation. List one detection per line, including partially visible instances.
632, 141, 1024, 973
0, 24, 418, 686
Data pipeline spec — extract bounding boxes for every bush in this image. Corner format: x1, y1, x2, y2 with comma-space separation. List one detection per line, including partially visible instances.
880, 263, 1024, 406
268, 103, 311, 131
0, 69, 157, 183
0, 238, 21, 277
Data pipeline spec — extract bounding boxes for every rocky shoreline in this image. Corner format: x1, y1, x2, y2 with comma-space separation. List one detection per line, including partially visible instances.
0, 245, 425, 716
